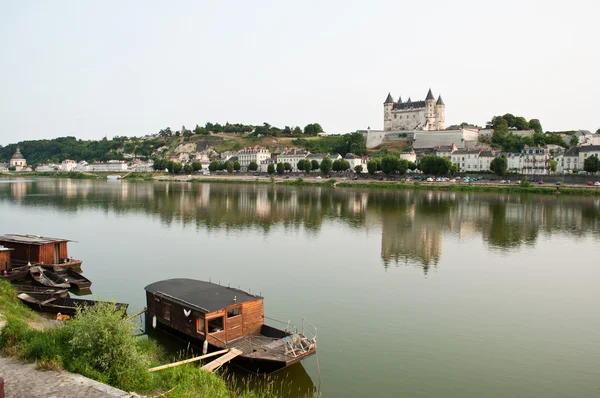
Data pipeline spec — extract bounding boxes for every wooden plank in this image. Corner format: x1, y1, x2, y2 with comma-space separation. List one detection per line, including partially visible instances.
200, 348, 242, 372
148, 349, 230, 372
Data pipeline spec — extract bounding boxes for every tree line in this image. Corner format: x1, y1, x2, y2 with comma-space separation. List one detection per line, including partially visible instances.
160, 122, 325, 138
490, 114, 568, 152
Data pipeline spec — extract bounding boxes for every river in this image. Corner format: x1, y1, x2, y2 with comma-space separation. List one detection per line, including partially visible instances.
1, 178, 600, 397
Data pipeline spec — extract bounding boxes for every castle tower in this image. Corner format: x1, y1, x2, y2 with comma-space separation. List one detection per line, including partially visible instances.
384, 93, 394, 131
425, 88, 436, 131
436, 95, 445, 130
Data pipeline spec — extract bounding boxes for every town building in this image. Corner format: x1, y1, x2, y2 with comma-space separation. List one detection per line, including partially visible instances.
384, 89, 445, 131
451, 149, 481, 171
344, 153, 369, 172
35, 164, 59, 172
521, 146, 550, 175
276, 149, 309, 172
237, 146, 271, 172
9, 148, 27, 171
259, 158, 276, 173
59, 159, 77, 172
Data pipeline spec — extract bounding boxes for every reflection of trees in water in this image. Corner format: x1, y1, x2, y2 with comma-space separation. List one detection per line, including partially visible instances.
1, 181, 600, 272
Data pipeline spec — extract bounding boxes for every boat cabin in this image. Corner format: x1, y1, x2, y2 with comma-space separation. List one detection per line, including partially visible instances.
0, 246, 13, 273
145, 279, 264, 346
0, 234, 73, 267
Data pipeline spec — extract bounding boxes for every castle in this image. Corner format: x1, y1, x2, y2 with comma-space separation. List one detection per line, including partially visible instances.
384, 89, 445, 131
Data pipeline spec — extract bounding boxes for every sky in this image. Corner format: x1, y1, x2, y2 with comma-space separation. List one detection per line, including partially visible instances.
1, 0, 599, 145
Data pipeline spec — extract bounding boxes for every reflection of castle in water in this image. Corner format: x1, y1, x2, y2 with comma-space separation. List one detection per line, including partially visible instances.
1, 180, 600, 272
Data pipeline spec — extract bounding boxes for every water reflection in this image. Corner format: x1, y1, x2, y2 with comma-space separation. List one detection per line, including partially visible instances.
1, 179, 600, 274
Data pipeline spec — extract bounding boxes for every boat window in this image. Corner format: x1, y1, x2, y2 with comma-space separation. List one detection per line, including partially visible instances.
208, 316, 224, 333
196, 316, 205, 335
163, 303, 171, 321
227, 306, 241, 318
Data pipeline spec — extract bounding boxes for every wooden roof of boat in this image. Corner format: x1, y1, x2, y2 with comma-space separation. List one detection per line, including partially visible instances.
0, 234, 72, 245
145, 278, 263, 313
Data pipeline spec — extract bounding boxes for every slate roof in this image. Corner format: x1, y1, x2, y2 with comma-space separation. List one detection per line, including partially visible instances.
11, 148, 25, 160
385, 93, 394, 103
436, 95, 444, 105
579, 145, 600, 152
145, 278, 262, 313
426, 89, 435, 100
0, 234, 71, 245
563, 147, 580, 157
393, 100, 426, 110
479, 151, 496, 157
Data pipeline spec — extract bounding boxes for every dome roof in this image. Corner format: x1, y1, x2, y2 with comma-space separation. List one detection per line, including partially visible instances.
11, 147, 25, 160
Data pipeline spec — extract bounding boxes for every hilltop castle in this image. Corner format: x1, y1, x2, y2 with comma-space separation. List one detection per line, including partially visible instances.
384, 89, 445, 131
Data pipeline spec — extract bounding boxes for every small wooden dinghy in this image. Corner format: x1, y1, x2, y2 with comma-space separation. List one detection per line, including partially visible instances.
12, 284, 69, 298
55, 269, 92, 290
0, 266, 30, 282
28, 266, 70, 289
17, 293, 129, 316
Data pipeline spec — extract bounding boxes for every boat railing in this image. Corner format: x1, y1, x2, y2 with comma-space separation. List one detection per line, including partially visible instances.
264, 316, 297, 334
301, 318, 318, 342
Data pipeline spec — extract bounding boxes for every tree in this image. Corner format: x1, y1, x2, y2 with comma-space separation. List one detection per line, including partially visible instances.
596, 128, 600, 135
248, 161, 258, 171
367, 160, 378, 174
332, 159, 342, 172
450, 164, 458, 176
354, 165, 363, 174
320, 157, 332, 174
490, 156, 507, 176
514, 117, 530, 131
267, 163, 275, 174
192, 162, 202, 171
226, 162, 234, 173
183, 164, 193, 174
570, 136, 579, 147
381, 155, 400, 175
276, 162, 285, 175
583, 155, 600, 173
311, 159, 320, 171
293, 126, 302, 135
304, 159, 312, 173
284, 162, 292, 172
340, 160, 351, 171
297, 159, 306, 172
407, 161, 417, 171
529, 119, 543, 134
419, 155, 452, 175
550, 160, 557, 173
502, 114, 516, 128
208, 161, 218, 172
233, 161, 241, 171
303, 123, 323, 136
171, 162, 183, 174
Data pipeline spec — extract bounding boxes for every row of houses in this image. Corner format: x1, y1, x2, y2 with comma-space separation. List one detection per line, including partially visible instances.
34, 159, 155, 173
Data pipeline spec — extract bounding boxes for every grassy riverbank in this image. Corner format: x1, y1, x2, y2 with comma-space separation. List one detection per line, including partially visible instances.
0, 281, 303, 398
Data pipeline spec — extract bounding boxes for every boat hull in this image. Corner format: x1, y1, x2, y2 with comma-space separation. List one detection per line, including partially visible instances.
18, 293, 128, 316
145, 316, 313, 374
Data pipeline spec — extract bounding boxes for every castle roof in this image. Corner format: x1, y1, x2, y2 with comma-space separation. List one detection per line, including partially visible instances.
393, 100, 426, 110
384, 93, 394, 103
426, 89, 435, 100
11, 147, 25, 160
436, 95, 444, 105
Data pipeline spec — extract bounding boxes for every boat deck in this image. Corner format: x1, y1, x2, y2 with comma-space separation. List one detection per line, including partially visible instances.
225, 334, 314, 363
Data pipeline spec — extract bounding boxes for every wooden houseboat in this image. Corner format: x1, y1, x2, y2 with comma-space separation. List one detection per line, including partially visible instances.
0, 245, 13, 275
0, 234, 82, 269
145, 279, 317, 374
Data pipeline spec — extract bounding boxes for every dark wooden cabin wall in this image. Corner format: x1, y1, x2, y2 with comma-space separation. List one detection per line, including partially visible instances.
0, 242, 30, 263
59, 242, 68, 259
0, 252, 11, 271
241, 300, 264, 336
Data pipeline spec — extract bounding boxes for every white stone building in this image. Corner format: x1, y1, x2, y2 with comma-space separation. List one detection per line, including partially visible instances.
9, 148, 26, 171
35, 164, 58, 172
344, 153, 369, 172
399, 152, 417, 163
478, 151, 497, 171
521, 146, 550, 175
451, 149, 481, 171
306, 153, 342, 166
384, 89, 445, 131
237, 146, 271, 171
80, 161, 128, 172
59, 159, 77, 172
574, 130, 600, 146
276, 149, 309, 172
259, 158, 276, 173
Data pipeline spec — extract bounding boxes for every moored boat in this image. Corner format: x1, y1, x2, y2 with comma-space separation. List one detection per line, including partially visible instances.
144, 279, 317, 374
17, 292, 129, 316
54, 268, 92, 290
12, 284, 69, 298
0, 234, 83, 271
28, 266, 70, 289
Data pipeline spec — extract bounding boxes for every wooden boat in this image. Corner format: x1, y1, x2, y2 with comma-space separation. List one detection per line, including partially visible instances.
17, 293, 129, 316
54, 269, 92, 290
0, 266, 30, 282
0, 234, 83, 270
12, 284, 69, 298
145, 279, 317, 374
28, 266, 70, 289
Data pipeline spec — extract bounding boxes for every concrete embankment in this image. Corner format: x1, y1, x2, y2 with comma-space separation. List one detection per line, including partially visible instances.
0, 357, 140, 398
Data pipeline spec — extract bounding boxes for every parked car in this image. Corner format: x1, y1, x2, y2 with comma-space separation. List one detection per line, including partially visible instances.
594, 181, 600, 186
538, 181, 544, 185
316, 176, 322, 179
426, 177, 433, 182
283, 175, 290, 179
588, 181, 593, 186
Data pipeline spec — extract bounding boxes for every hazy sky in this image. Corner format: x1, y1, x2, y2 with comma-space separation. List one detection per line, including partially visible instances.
1, 0, 599, 145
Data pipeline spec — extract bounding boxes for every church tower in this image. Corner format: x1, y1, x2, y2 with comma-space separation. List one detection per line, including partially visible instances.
383, 93, 394, 131
435, 95, 445, 130
425, 89, 436, 131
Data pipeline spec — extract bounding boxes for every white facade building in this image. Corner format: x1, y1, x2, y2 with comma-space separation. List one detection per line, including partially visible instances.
451, 149, 481, 171
80, 161, 128, 172
237, 146, 271, 171
9, 148, 26, 171
35, 164, 59, 172
59, 159, 77, 172
276, 149, 308, 172
384, 89, 445, 131
521, 146, 549, 175
344, 153, 369, 172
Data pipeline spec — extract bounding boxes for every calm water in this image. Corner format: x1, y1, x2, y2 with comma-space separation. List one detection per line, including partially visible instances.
2, 178, 600, 397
